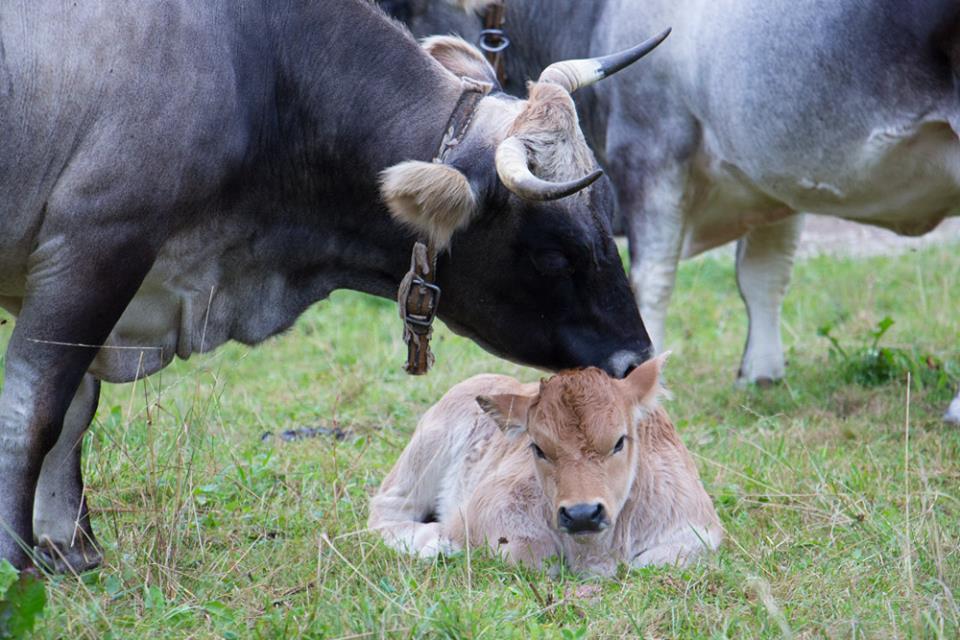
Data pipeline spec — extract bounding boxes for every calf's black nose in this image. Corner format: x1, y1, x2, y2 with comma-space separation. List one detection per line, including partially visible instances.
558, 503, 608, 533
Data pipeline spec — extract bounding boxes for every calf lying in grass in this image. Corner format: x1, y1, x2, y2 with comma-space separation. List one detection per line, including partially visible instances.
368, 355, 722, 576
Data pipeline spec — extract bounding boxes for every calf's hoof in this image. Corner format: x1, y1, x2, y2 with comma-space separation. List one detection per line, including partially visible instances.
418, 536, 459, 559
34, 534, 103, 574
413, 524, 459, 559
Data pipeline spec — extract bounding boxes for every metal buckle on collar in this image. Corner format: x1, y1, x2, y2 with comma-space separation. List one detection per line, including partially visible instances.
403, 277, 441, 328
397, 81, 491, 375
479, 28, 510, 54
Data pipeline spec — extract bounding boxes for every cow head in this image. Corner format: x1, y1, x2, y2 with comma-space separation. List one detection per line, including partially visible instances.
477, 354, 667, 536
381, 32, 669, 376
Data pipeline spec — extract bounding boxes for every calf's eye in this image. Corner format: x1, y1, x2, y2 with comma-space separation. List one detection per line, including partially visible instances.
612, 435, 626, 454
530, 443, 547, 460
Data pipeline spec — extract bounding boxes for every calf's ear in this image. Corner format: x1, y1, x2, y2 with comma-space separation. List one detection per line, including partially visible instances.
421, 35, 499, 88
620, 351, 670, 408
476, 393, 534, 437
380, 161, 478, 249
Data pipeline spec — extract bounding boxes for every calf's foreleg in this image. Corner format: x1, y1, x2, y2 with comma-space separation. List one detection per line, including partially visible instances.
631, 525, 720, 569
368, 424, 459, 559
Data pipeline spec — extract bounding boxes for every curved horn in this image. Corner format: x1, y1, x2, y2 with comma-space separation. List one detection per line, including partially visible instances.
537, 27, 671, 93
495, 136, 603, 201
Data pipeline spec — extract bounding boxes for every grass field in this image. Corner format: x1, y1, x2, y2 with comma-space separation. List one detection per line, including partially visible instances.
1, 242, 958, 639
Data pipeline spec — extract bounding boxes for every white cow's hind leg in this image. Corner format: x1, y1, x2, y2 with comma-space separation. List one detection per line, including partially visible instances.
944, 389, 960, 424
33, 374, 102, 573
735, 215, 803, 385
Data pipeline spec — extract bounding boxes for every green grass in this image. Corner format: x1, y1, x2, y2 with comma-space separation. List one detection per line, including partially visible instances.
1, 243, 958, 638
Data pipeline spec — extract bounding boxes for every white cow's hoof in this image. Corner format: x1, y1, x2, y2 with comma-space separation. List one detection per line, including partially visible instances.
737, 353, 785, 389
736, 372, 782, 390
944, 396, 960, 425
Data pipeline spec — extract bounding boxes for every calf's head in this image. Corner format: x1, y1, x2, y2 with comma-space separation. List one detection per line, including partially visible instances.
477, 354, 667, 535
380, 31, 669, 376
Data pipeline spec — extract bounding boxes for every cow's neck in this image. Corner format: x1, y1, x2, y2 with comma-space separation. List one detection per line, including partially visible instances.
497, 0, 610, 145
259, 1, 464, 298
500, 0, 608, 90
271, 1, 462, 189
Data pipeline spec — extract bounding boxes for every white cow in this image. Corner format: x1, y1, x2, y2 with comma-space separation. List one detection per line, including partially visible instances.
385, 0, 960, 421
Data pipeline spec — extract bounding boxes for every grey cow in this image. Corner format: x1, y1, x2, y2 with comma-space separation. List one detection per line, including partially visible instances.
0, 1, 665, 572
386, 0, 960, 421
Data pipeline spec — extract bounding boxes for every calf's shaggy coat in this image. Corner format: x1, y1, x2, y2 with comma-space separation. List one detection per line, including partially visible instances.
369, 356, 722, 576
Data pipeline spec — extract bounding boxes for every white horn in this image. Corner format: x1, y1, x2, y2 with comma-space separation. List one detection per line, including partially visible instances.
538, 28, 671, 93
495, 136, 602, 201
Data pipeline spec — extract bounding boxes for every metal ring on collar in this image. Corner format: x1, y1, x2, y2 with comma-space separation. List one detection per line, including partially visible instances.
479, 29, 510, 53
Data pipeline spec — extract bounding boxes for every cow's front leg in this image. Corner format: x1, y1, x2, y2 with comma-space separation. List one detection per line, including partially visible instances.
33, 375, 102, 573
735, 215, 803, 386
0, 233, 153, 570
622, 166, 688, 353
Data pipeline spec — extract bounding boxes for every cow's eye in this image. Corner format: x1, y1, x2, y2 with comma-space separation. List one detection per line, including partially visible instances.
531, 250, 573, 276
612, 435, 627, 454
530, 443, 547, 460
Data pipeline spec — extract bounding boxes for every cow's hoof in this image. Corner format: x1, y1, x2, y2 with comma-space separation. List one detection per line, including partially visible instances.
944, 397, 960, 425
754, 377, 778, 389
735, 374, 781, 390
34, 535, 102, 574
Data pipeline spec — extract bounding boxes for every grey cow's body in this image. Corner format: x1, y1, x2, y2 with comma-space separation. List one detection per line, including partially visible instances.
0, 3, 374, 381
0, 0, 656, 571
388, 0, 960, 419
0, 1, 422, 573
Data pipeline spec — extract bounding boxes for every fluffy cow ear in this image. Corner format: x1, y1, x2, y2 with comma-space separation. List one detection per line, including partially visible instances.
620, 351, 670, 408
422, 35, 499, 87
476, 393, 534, 437
380, 160, 478, 249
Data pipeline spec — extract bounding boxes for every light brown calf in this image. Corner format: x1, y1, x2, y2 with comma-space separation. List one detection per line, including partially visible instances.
368, 355, 722, 576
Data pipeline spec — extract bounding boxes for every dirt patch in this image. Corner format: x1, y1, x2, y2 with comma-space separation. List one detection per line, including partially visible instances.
798, 214, 960, 259
678, 214, 960, 262
260, 425, 357, 443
